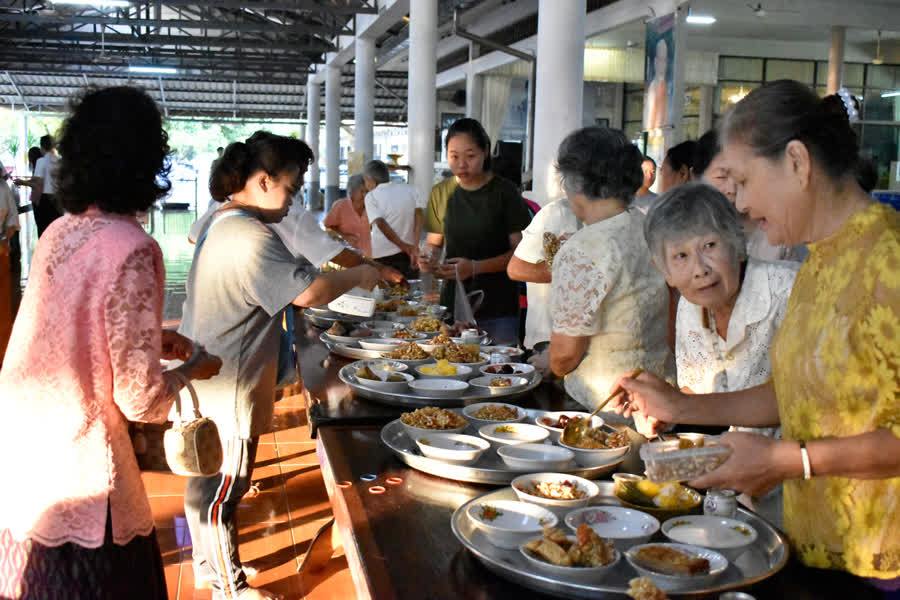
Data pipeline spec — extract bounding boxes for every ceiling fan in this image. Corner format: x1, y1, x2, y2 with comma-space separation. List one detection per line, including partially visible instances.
93, 26, 115, 63
746, 3, 800, 18
873, 30, 884, 65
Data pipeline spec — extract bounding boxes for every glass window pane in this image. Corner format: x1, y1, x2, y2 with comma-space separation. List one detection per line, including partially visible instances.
765, 59, 814, 84
862, 91, 900, 121
682, 116, 699, 140
683, 88, 701, 117
866, 65, 900, 91
625, 91, 644, 123
817, 62, 866, 88
624, 121, 644, 142
716, 82, 760, 115
719, 57, 763, 81
858, 123, 899, 189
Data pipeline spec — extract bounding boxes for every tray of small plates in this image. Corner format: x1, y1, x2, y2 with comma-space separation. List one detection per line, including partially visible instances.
318, 330, 494, 360
303, 307, 369, 328
450, 483, 789, 598
339, 361, 538, 408
380, 408, 625, 485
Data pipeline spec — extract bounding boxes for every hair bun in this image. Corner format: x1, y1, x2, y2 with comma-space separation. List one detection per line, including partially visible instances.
823, 92, 857, 124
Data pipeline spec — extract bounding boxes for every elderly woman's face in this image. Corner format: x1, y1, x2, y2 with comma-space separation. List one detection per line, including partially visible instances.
662, 232, 742, 310
701, 154, 736, 204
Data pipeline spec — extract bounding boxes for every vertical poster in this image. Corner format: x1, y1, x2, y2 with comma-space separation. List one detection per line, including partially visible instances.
643, 13, 676, 131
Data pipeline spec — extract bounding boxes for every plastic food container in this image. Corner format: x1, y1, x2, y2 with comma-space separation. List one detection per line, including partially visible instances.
639, 439, 732, 483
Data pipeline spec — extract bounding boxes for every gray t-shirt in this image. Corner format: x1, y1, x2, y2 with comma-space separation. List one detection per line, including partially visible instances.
178, 212, 314, 439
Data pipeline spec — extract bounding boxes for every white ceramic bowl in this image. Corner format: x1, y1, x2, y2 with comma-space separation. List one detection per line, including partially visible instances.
624, 543, 728, 591
558, 437, 630, 467
322, 331, 361, 344
408, 378, 470, 398
533, 412, 605, 444
378, 350, 432, 367
511, 473, 600, 517
358, 338, 407, 352
446, 353, 491, 371
414, 432, 490, 465
360, 320, 403, 332
481, 346, 525, 362
415, 363, 473, 381
400, 418, 469, 440
497, 443, 574, 472
354, 359, 409, 374
378, 330, 429, 341
468, 375, 530, 396
352, 370, 413, 394
462, 402, 527, 430
478, 422, 549, 447
480, 362, 536, 378
466, 500, 558, 550
661, 515, 758, 561
519, 535, 620, 582
564, 506, 660, 552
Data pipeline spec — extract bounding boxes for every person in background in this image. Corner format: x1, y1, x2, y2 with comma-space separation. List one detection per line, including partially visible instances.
658, 140, 697, 194
610, 80, 900, 594
549, 126, 674, 413
323, 173, 372, 257
422, 118, 531, 346
693, 128, 807, 263
28, 135, 63, 236
0, 161, 19, 362
363, 159, 422, 279
633, 156, 658, 214
179, 131, 381, 600
0, 86, 222, 600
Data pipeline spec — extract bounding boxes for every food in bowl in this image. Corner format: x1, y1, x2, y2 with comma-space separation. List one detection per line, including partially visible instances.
471, 404, 519, 421
326, 320, 349, 336
639, 440, 732, 483
631, 544, 710, 575
518, 479, 587, 500
617, 477, 699, 511
538, 413, 579, 429
490, 377, 512, 387
430, 330, 453, 345
419, 359, 458, 376
566, 422, 629, 449
523, 525, 615, 567
484, 364, 516, 375
376, 298, 407, 312
431, 342, 482, 363
400, 407, 467, 430
627, 577, 669, 600
396, 307, 422, 317
356, 366, 405, 383
349, 327, 372, 338
391, 328, 420, 339
389, 282, 409, 296
409, 316, 441, 332
384, 342, 429, 360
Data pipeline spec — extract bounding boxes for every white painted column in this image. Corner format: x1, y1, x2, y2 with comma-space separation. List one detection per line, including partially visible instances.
698, 85, 715, 136
306, 80, 321, 210
664, 6, 688, 152
325, 64, 342, 212
466, 42, 484, 121
610, 82, 624, 130
827, 26, 846, 94
407, 0, 438, 211
354, 35, 376, 163
532, 0, 585, 206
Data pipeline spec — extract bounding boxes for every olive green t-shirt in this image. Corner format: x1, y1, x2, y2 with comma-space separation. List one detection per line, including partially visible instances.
426, 175, 531, 318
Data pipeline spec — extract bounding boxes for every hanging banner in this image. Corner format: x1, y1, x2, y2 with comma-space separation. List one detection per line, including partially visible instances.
643, 13, 676, 131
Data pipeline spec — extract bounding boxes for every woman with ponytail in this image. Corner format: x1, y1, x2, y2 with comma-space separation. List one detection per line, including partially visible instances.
178, 131, 380, 600
610, 80, 900, 591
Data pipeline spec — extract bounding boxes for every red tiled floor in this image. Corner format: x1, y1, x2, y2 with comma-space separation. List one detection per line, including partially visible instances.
145, 401, 356, 599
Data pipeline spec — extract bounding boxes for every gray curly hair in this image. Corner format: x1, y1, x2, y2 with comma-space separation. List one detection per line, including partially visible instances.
644, 182, 747, 274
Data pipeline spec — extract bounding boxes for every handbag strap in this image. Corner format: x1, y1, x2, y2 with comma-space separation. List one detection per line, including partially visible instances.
169, 370, 202, 426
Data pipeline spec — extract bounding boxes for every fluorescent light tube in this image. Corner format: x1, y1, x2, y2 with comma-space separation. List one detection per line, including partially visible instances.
55, 1, 131, 6
686, 15, 717, 25
881, 90, 900, 98
129, 65, 178, 75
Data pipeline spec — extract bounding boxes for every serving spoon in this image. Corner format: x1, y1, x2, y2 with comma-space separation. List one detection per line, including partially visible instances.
561, 368, 643, 446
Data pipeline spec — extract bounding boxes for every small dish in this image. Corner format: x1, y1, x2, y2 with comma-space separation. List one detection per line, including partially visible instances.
480, 362, 535, 378
322, 331, 361, 344
466, 500, 558, 549
625, 542, 728, 591
661, 515, 758, 561
468, 375, 529, 396
408, 379, 470, 398
612, 474, 704, 522
533, 411, 604, 443
511, 473, 600, 517
400, 417, 468, 440
478, 423, 549, 447
558, 437, 630, 467
415, 363, 472, 381
462, 402, 527, 430
378, 331, 429, 341
564, 506, 660, 552
358, 338, 406, 352
481, 346, 525, 362
379, 352, 432, 367
497, 443, 574, 472
519, 535, 620, 582
353, 370, 413, 393
414, 432, 490, 465
360, 320, 403, 332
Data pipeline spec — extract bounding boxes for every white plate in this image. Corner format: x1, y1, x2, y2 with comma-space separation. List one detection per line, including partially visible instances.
625, 543, 729, 591
564, 506, 660, 552
661, 515, 758, 561
511, 472, 600, 517
482, 346, 525, 361
408, 378, 470, 398
467, 501, 558, 550
360, 320, 404, 332
357, 338, 407, 352
352, 370, 414, 394
479, 422, 549, 447
322, 331, 363, 344
497, 443, 574, 472
415, 363, 472, 381
401, 419, 469, 440
414, 432, 490, 465
480, 363, 535, 378
533, 411, 605, 444
462, 402, 527, 430
558, 437, 630, 467
519, 535, 620, 582
378, 331, 429, 341
469, 375, 530, 397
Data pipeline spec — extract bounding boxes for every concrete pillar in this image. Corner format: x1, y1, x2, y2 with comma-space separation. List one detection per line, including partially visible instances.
827, 26, 846, 94
610, 82, 624, 130
407, 0, 438, 212
325, 64, 341, 212
354, 36, 375, 163
664, 6, 688, 152
532, 0, 585, 206
306, 80, 321, 210
466, 42, 484, 121
698, 85, 715, 136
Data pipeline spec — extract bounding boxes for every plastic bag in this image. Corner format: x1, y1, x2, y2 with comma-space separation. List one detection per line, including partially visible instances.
452, 263, 484, 325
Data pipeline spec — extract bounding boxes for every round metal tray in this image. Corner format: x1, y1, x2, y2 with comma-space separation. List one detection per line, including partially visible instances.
304, 309, 367, 328
451, 485, 789, 598
340, 363, 542, 408
381, 414, 625, 485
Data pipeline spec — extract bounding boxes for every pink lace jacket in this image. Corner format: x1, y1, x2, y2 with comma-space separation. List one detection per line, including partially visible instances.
0, 209, 176, 548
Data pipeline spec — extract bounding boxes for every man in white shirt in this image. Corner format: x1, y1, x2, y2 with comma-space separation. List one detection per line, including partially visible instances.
362, 160, 423, 279
632, 156, 658, 215
30, 135, 62, 236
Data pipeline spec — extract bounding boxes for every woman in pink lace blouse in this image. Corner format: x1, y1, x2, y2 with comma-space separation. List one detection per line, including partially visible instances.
0, 87, 221, 600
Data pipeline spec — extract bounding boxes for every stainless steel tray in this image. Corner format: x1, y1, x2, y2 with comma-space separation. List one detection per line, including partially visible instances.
451, 485, 789, 598
380, 413, 625, 485
303, 309, 367, 328
340, 363, 542, 408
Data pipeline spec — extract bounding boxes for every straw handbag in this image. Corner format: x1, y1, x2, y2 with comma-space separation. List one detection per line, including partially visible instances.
164, 372, 223, 477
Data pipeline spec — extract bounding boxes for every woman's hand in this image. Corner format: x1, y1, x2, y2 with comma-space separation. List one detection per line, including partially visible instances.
376, 263, 405, 284
183, 347, 223, 381
161, 329, 194, 361
608, 370, 684, 430
437, 257, 474, 280
353, 264, 383, 291
689, 432, 800, 497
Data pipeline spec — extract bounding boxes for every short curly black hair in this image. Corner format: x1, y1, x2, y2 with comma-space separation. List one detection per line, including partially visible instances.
555, 127, 643, 205
56, 86, 171, 215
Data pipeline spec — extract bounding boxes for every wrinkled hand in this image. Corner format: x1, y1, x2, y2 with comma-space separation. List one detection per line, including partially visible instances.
526, 347, 552, 377
378, 264, 405, 284
607, 370, 683, 436
161, 329, 194, 361
689, 432, 794, 497
437, 257, 474, 280
354, 264, 383, 291
185, 347, 223, 381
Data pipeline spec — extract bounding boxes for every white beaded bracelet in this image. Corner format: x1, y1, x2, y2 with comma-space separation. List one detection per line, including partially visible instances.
799, 441, 812, 480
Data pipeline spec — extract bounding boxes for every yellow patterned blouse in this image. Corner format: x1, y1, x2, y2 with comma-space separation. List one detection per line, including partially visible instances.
773, 202, 900, 579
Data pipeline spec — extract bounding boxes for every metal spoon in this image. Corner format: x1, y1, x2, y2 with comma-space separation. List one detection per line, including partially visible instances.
561, 368, 643, 446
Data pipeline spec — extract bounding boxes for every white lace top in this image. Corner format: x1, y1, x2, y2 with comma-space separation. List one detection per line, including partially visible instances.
675, 257, 798, 437
551, 209, 675, 410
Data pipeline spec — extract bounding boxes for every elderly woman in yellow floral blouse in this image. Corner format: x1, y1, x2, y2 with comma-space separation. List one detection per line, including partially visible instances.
610, 79, 900, 591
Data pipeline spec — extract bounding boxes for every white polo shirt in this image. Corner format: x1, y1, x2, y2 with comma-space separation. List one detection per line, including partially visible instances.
364, 182, 422, 259
33, 153, 60, 195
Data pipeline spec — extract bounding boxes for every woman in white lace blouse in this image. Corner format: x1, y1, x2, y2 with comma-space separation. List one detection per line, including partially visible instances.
549, 127, 675, 412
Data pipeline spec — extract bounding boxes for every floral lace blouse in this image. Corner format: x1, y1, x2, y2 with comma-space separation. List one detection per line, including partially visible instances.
551, 209, 675, 410
773, 202, 900, 578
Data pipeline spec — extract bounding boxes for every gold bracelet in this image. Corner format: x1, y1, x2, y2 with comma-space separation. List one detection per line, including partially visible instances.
799, 441, 812, 480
